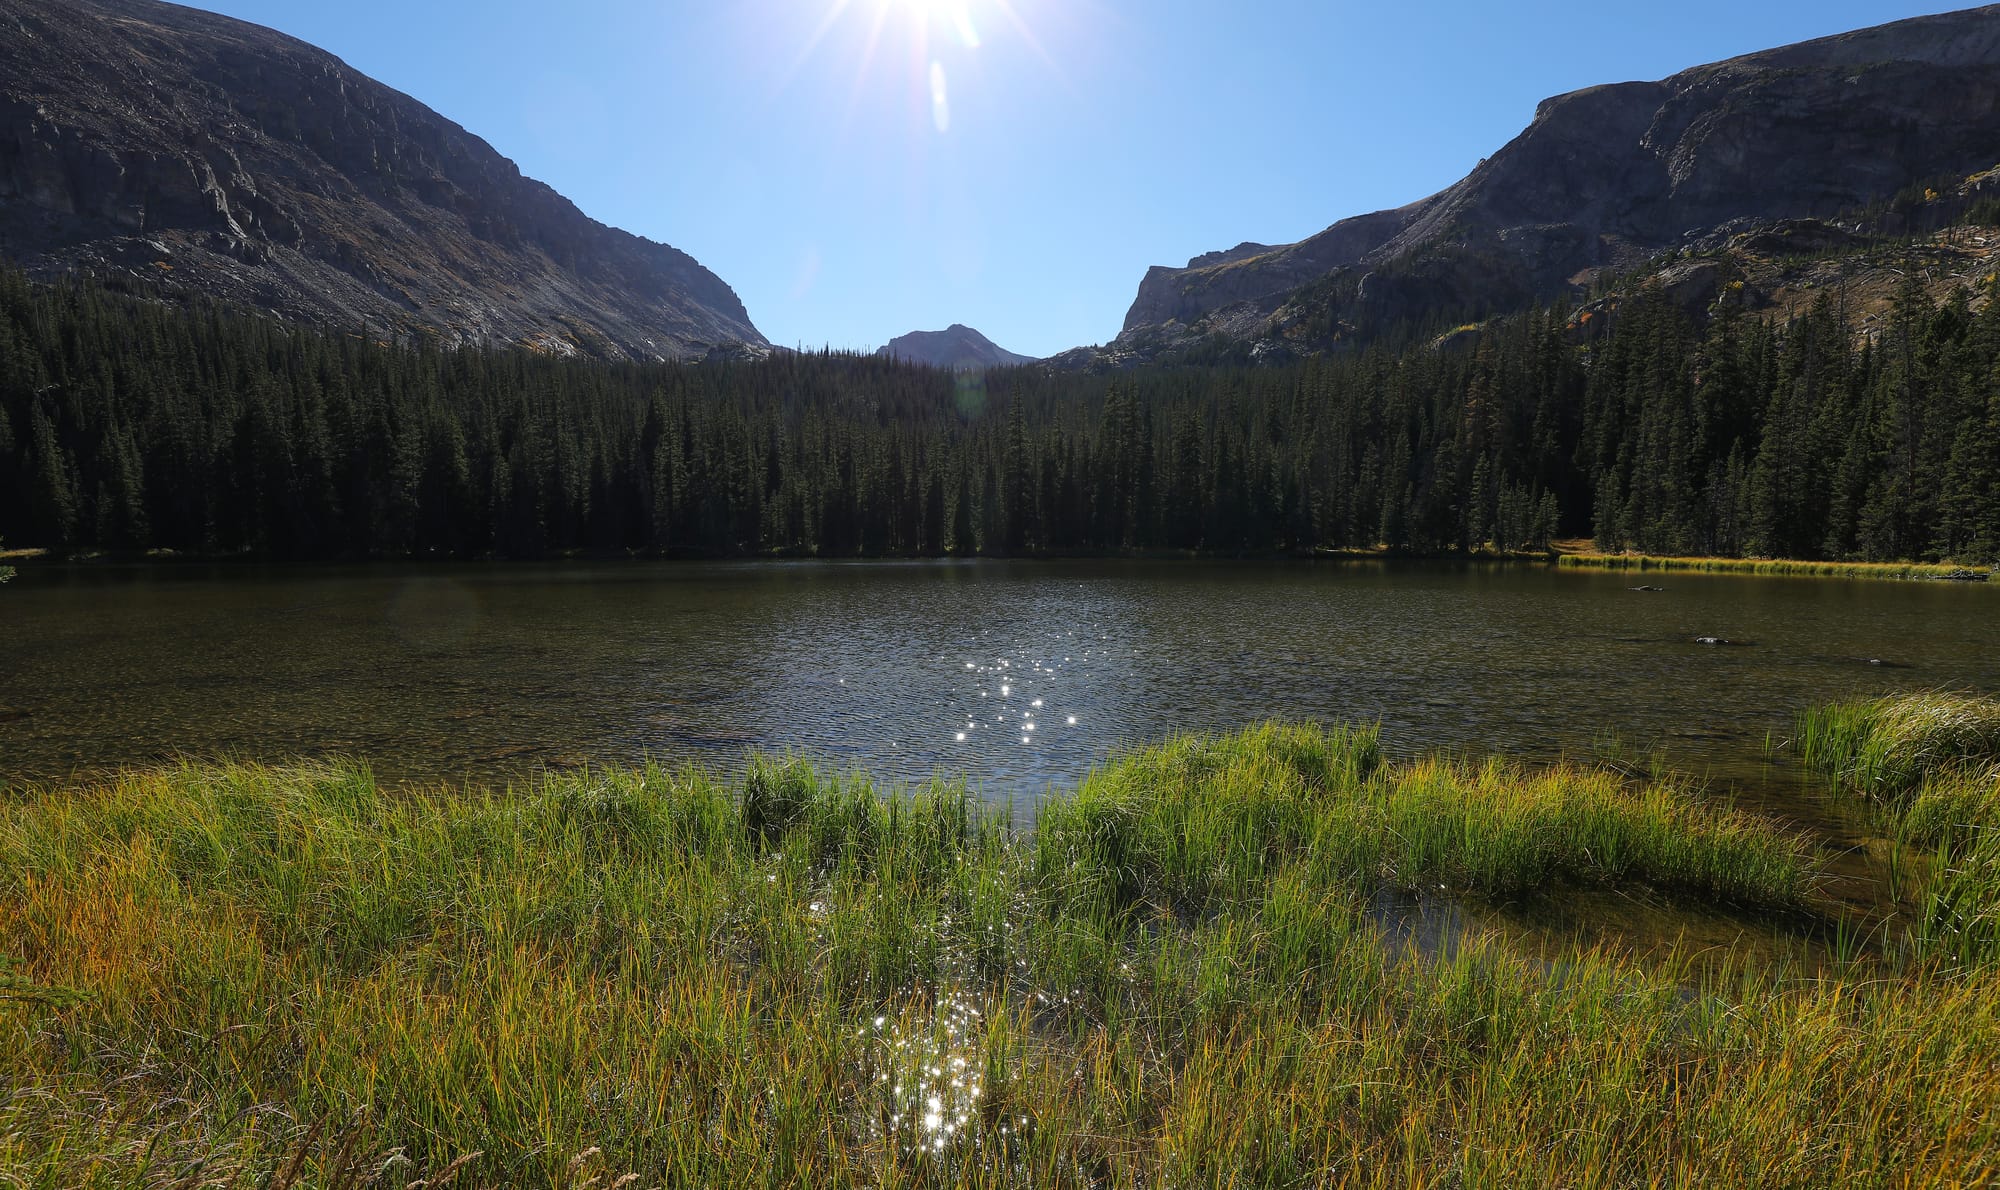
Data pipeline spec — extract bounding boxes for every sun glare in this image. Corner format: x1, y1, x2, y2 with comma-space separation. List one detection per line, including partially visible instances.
866, 0, 979, 46
784, 0, 1056, 137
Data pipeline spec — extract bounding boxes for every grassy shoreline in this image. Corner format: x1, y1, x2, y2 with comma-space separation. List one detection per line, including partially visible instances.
1556, 551, 1993, 581
6, 544, 1996, 579
4, 724, 1997, 1185
1794, 693, 2000, 970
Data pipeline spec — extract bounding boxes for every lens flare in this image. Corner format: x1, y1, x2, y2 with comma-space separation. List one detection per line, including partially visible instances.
944, 0, 981, 48
929, 60, 950, 133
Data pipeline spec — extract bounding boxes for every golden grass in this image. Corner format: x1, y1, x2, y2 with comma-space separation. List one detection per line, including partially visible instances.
1797, 692, 2000, 797
1557, 552, 1988, 581
1, 730, 1996, 1185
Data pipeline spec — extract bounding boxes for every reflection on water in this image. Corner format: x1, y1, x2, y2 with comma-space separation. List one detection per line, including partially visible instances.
1368, 888, 1471, 961
2, 561, 1995, 824
863, 989, 992, 1159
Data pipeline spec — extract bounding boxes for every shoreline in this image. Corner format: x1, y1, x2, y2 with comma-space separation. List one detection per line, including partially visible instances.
5, 543, 1995, 582
1555, 550, 1994, 582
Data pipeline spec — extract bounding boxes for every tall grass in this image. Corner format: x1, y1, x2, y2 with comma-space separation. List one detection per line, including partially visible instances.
1557, 552, 1986, 580
1797, 692, 2000, 797
2, 727, 1995, 1185
1895, 766, 2000, 970
1035, 723, 1812, 917
1796, 693, 2000, 971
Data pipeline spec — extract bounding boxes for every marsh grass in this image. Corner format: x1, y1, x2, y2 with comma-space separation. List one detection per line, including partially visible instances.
1904, 766, 2000, 970
1035, 724, 1813, 919
3, 725, 1996, 1185
1557, 552, 1984, 580
1797, 692, 2000, 797
1796, 693, 2000, 970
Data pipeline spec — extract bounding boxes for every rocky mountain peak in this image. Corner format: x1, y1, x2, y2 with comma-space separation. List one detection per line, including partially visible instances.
0, 0, 766, 360
1092, 5, 2000, 367
877, 324, 1035, 369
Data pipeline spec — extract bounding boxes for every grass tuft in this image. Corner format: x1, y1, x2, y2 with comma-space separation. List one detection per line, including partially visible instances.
1796, 693, 2000, 970
1796, 692, 2000, 797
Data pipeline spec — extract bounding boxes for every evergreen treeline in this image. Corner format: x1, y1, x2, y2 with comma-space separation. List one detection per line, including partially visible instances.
2, 263, 1997, 562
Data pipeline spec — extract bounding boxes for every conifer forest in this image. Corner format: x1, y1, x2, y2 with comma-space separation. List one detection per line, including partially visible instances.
3, 262, 1997, 564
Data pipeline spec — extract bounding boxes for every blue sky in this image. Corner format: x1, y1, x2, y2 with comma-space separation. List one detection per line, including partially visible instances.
190, 1, 1962, 357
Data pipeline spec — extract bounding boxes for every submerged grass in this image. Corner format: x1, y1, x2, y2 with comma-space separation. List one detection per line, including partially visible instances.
2, 725, 1995, 1185
1796, 693, 2000, 971
1556, 551, 1988, 581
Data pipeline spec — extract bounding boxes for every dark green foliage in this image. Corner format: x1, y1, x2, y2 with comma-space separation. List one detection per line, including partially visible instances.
1, 261, 1997, 561
1577, 278, 2000, 562
1964, 195, 2000, 228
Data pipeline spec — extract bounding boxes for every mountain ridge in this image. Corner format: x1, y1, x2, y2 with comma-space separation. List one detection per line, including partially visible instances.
1081, 5, 2000, 367
0, 0, 766, 360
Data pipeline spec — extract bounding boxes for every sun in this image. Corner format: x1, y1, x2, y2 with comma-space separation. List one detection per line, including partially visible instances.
864, 0, 980, 51
792, 0, 994, 70
784, 0, 984, 133
886, 0, 983, 50
782, 0, 1058, 137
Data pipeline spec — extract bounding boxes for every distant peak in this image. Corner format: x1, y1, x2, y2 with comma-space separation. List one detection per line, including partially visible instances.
877, 324, 1036, 369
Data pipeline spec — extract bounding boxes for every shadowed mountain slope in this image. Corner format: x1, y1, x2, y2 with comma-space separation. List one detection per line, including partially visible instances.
1084, 6, 2000, 366
0, 0, 765, 360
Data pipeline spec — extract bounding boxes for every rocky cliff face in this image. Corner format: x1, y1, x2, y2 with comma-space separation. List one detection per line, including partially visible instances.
0, 0, 765, 360
877, 324, 1034, 369
1092, 5, 2000, 366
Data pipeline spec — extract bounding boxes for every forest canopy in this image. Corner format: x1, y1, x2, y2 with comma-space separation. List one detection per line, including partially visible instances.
1, 263, 1996, 563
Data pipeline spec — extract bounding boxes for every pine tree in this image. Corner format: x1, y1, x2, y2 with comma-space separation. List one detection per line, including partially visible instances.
27, 407, 77, 549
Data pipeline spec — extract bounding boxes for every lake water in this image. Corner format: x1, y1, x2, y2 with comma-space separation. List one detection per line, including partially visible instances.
4, 560, 1994, 822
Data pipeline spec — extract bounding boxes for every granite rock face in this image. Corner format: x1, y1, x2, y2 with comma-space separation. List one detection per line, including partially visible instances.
1093, 6, 2000, 365
0, 0, 765, 359
876, 324, 1035, 369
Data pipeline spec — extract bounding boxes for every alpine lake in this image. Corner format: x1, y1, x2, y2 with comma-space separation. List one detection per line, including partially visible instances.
4, 558, 1996, 962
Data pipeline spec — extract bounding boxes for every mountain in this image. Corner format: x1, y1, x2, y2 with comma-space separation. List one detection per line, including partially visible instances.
0, 0, 764, 360
876, 324, 1035, 369
1084, 5, 2000, 367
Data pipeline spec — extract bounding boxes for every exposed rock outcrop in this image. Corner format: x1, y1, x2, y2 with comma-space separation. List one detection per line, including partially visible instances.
1077, 6, 2000, 367
0, 0, 766, 360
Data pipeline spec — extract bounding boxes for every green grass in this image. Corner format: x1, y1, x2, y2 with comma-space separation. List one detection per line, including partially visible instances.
1796, 692, 2000, 798
1034, 724, 1813, 916
2, 726, 1996, 1186
1795, 693, 2000, 970
1897, 766, 2000, 969
1556, 552, 1987, 581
